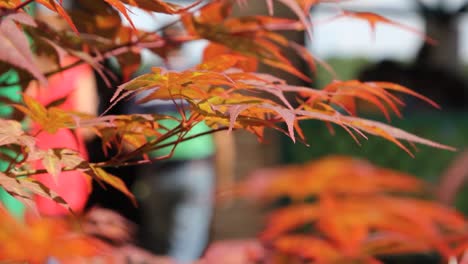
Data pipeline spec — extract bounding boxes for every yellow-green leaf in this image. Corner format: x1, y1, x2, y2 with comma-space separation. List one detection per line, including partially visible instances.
42, 149, 61, 183
88, 166, 137, 206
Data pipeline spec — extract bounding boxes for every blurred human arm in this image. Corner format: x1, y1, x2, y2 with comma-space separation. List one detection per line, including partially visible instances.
72, 70, 98, 141
196, 239, 264, 264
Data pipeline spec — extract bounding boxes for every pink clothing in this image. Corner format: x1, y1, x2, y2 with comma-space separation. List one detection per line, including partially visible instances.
30, 57, 92, 216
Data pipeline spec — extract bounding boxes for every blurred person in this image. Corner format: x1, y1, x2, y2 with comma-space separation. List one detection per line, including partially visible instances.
132, 120, 235, 262
26, 55, 97, 215
0, 2, 97, 217
71, 0, 143, 230
23, 3, 98, 216
125, 24, 236, 262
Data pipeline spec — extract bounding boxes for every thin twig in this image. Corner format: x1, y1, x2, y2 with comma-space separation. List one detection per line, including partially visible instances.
12, 127, 230, 178
148, 126, 229, 151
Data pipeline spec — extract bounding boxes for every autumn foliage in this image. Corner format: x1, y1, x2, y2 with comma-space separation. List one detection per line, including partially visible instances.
0, 0, 465, 262
0, 206, 105, 263
236, 156, 468, 263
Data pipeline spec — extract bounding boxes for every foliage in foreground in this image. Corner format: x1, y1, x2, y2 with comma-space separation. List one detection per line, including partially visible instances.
0, 0, 464, 262
2, 156, 468, 263
0, 0, 456, 210
0, 206, 104, 263
236, 156, 468, 263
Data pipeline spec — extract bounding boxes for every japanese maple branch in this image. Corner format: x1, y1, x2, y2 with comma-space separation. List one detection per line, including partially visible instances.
106, 126, 229, 166
111, 122, 187, 162
110, 111, 202, 161
12, 127, 230, 177
148, 126, 230, 152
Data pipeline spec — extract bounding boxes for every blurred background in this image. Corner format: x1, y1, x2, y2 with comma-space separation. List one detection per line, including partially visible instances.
32, 0, 468, 260
3, 0, 468, 262
210, 0, 468, 242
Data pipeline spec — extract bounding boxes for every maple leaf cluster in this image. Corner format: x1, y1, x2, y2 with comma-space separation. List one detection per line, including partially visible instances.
236, 156, 468, 263
0, 0, 463, 261
0, 0, 454, 215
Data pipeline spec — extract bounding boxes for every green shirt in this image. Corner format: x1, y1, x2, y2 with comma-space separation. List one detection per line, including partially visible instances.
0, 70, 22, 116
150, 111, 215, 160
